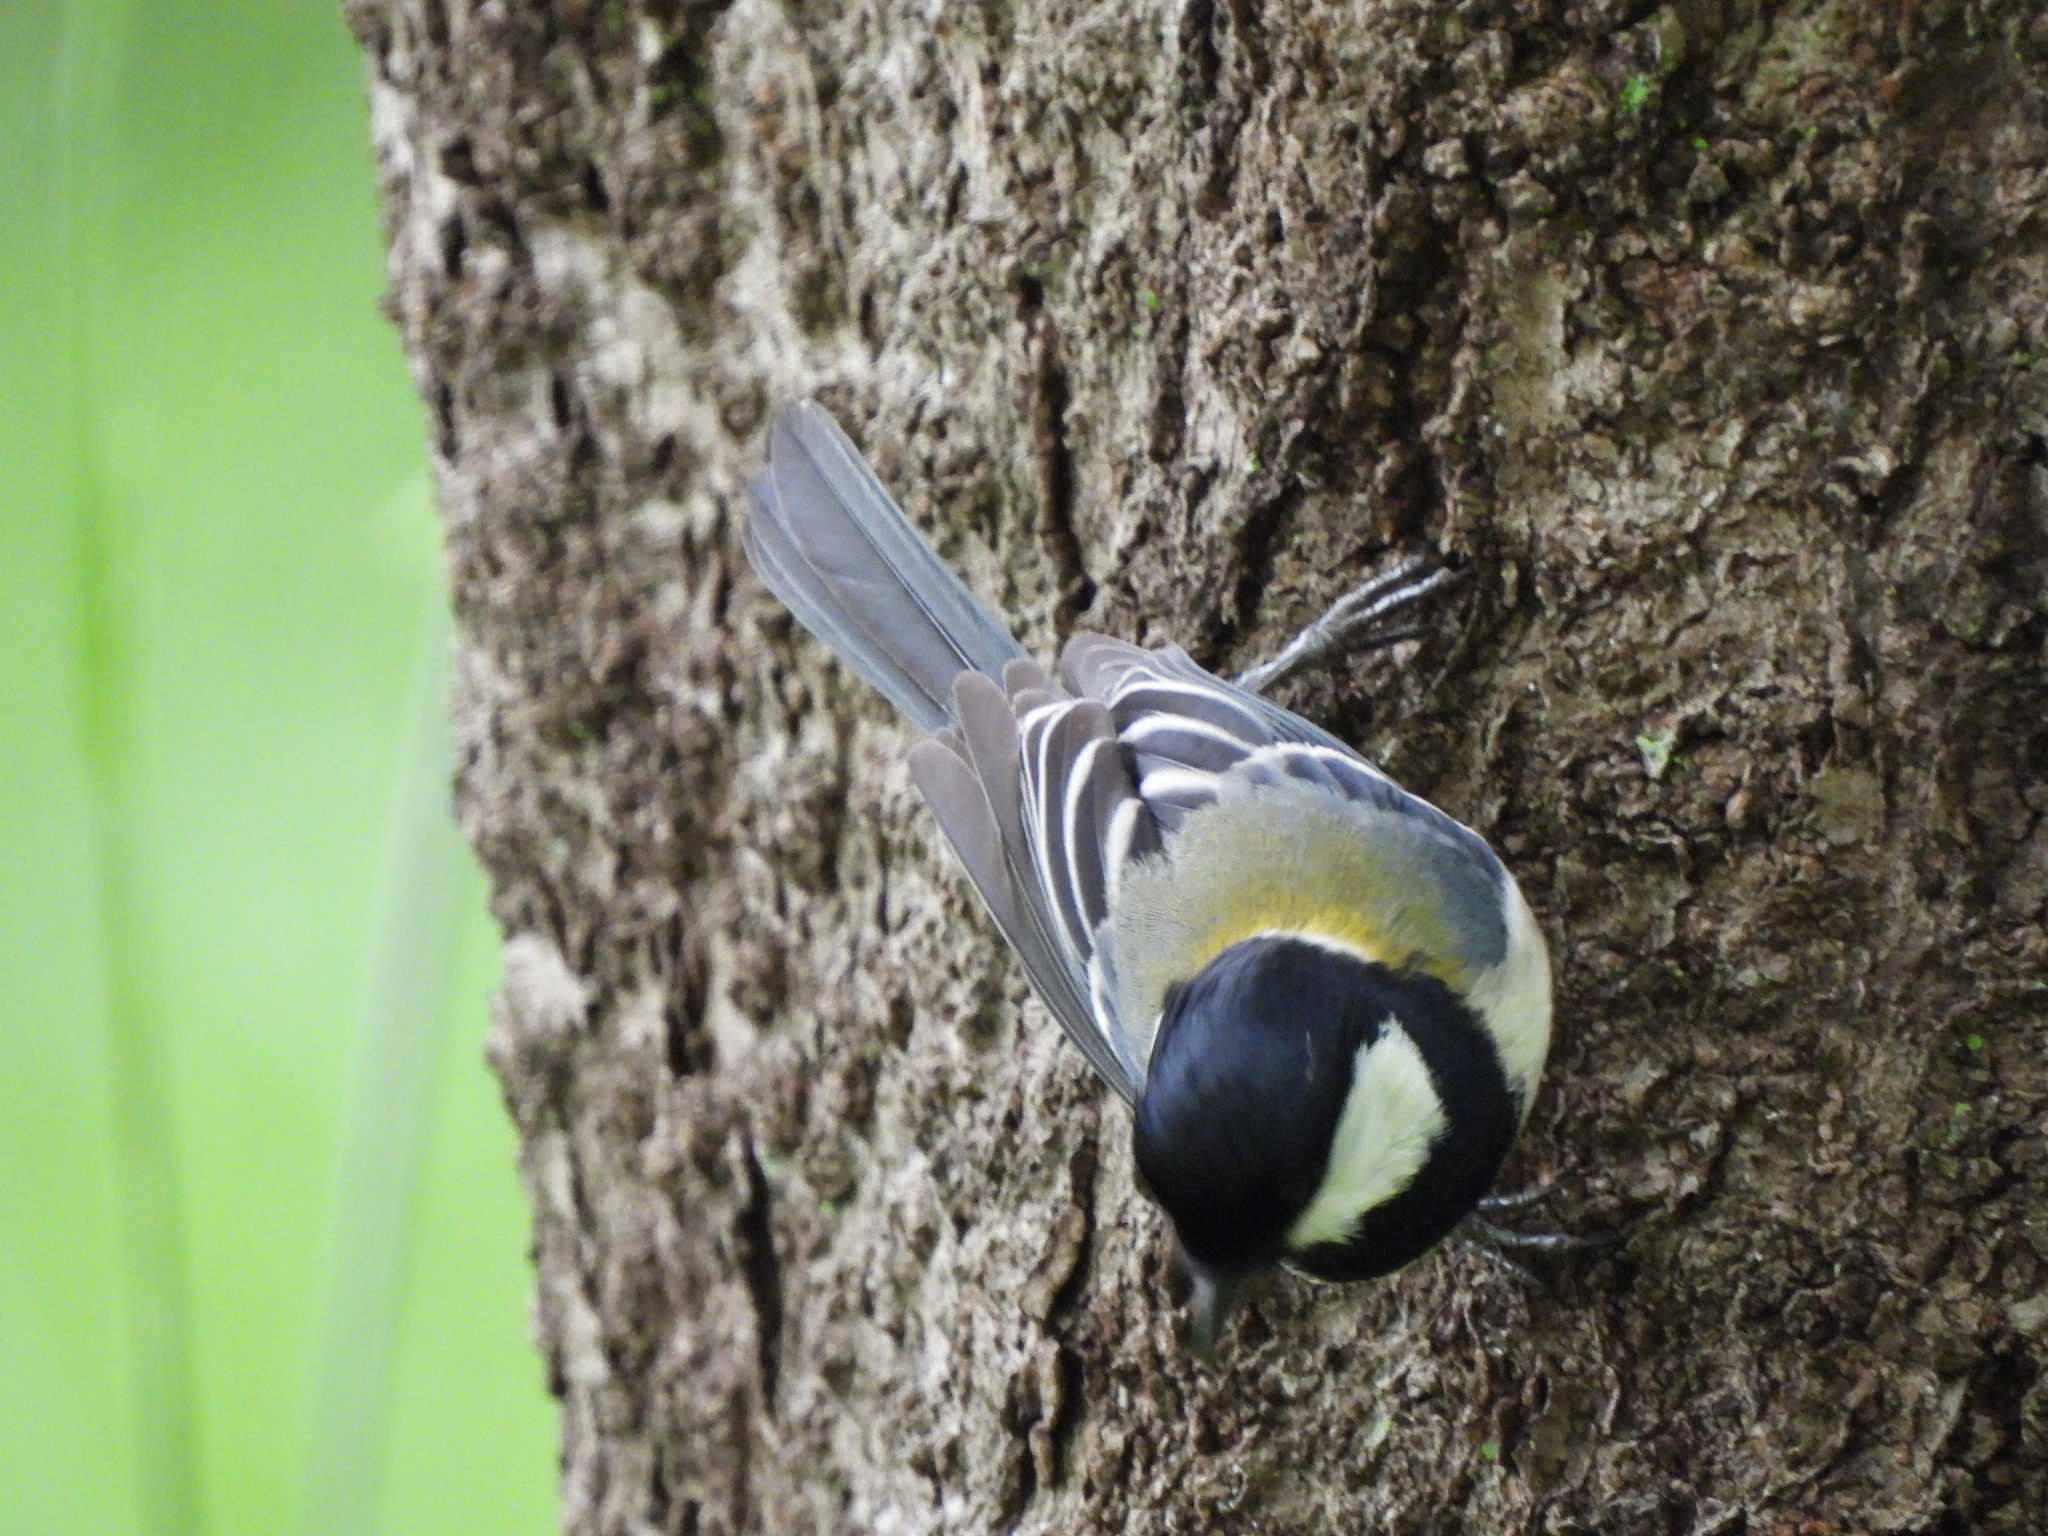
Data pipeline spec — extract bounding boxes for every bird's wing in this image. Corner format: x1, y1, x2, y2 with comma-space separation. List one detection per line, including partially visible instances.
1060, 635, 1358, 835
1061, 633, 1500, 876
907, 669, 1157, 1102
1061, 634, 1516, 1069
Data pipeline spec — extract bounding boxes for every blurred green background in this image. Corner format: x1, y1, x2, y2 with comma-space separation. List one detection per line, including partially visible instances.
3, 3, 556, 1533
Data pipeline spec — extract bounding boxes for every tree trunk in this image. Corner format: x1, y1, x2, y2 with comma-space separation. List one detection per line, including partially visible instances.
347, 1, 2048, 1530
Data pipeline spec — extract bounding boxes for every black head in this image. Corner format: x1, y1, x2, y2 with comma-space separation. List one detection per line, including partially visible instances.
1133, 934, 1517, 1335
1134, 936, 1374, 1274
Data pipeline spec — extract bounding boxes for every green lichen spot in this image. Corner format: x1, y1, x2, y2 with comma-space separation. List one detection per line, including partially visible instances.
1636, 728, 1678, 781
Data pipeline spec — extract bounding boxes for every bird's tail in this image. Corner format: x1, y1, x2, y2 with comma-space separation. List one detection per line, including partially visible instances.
743, 402, 1027, 731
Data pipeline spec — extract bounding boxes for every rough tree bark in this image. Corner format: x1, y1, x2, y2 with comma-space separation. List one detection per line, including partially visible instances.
347, 1, 2048, 1530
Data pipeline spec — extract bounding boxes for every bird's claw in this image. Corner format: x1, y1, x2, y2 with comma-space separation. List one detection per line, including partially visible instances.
1463, 1216, 1626, 1255
1477, 1181, 1561, 1215
1235, 558, 1468, 695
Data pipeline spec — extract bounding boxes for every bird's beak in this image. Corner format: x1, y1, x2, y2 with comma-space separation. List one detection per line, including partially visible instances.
1185, 1265, 1243, 1360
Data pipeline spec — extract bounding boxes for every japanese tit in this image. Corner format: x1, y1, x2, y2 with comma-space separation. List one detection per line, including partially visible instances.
744, 402, 1552, 1351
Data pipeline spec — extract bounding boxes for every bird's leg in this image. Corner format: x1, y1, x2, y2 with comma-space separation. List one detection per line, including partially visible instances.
1467, 1179, 1634, 1263
1233, 557, 1467, 695
1453, 1210, 1624, 1291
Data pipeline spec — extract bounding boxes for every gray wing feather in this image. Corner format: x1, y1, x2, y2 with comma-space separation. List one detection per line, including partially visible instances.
1002, 657, 1054, 695
954, 673, 1031, 853
907, 734, 1112, 1081
1019, 699, 1120, 958
906, 728, 1078, 1032
906, 735, 1010, 903
746, 403, 1024, 730
1065, 634, 1357, 755
1060, 629, 1507, 914
937, 674, 1142, 1100
1016, 694, 1158, 1090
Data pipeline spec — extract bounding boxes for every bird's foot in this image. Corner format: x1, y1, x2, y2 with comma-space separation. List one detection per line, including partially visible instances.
1454, 1178, 1630, 1284
1234, 556, 1467, 695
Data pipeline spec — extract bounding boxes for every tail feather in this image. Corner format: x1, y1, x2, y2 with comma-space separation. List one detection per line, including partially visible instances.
744, 402, 1025, 730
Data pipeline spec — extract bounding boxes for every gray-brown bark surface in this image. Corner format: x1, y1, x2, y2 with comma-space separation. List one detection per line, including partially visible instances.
348, 1, 2048, 1530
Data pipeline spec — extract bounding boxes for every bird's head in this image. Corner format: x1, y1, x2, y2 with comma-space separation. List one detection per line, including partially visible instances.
1132, 933, 1519, 1353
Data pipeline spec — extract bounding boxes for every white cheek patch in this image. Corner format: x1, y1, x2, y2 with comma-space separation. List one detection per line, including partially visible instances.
1285, 1018, 1448, 1252
1464, 877, 1552, 1120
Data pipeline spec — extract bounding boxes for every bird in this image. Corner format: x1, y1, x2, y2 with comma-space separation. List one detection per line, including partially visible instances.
742, 400, 1553, 1352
